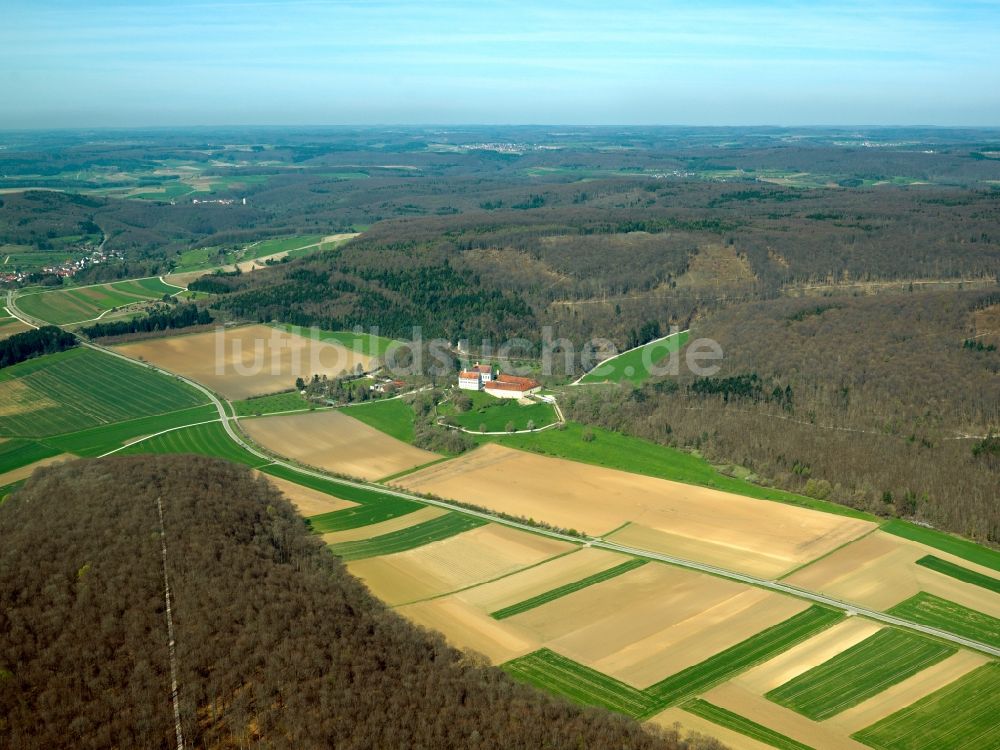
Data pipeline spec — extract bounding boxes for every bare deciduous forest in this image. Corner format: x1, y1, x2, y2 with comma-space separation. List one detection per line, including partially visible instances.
0, 456, 720, 750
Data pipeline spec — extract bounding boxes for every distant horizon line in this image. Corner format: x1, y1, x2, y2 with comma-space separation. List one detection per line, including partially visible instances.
2, 123, 1000, 133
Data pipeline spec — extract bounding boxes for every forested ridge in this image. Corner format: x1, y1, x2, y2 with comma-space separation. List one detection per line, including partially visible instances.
0, 456, 720, 750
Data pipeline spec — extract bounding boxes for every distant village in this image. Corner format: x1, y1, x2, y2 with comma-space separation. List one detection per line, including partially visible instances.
0, 245, 123, 285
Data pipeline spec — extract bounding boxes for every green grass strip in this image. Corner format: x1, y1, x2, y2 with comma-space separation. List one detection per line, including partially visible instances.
503, 606, 843, 720
881, 520, 1000, 573
852, 662, 1000, 750
503, 649, 654, 717
765, 629, 955, 720
915, 555, 1000, 595
683, 699, 815, 750
327, 512, 487, 561
886, 592, 1000, 649
641, 605, 844, 714
0, 439, 60, 475
490, 558, 647, 619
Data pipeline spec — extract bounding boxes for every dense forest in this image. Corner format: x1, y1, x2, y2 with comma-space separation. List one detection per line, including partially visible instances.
0, 456, 721, 749
561, 289, 1000, 544
0, 325, 76, 368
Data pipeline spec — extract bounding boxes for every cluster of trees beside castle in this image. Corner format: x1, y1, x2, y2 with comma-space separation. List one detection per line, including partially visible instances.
0, 456, 721, 749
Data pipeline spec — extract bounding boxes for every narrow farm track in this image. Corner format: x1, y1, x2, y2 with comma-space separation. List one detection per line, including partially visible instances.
8, 289, 1000, 659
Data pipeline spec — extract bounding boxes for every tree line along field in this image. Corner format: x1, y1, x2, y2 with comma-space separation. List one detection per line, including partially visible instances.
0, 347, 208, 438
16, 276, 183, 324
764, 628, 956, 721
275, 323, 401, 358
579, 330, 690, 385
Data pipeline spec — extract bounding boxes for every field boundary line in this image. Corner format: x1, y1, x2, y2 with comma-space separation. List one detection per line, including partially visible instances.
98, 418, 223, 457
570, 328, 689, 386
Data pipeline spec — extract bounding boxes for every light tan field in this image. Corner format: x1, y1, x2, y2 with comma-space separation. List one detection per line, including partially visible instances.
322, 506, 445, 544
0, 380, 58, 417
650, 707, 774, 750
399, 597, 541, 663
347, 523, 574, 606
824, 649, 990, 735
0, 318, 31, 340
397, 444, 875, 578
703, 682, 868, 750
458, 547, 631, 613
500, 562, 807, 687
242, 410, 438, 481
735, 618, 882, 696
114, 324, 374, 399
256, 471, 357, 517
0, 453, 74, 486
785, 530, 1000, 615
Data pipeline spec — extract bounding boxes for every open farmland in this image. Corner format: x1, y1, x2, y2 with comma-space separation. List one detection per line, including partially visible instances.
397, 443, 875, 577
650, 707, 776, 750
119, 422, 267, 468
328, 512, 488, 561
914, 555, 1000, 594
243, 410, 438, 480
490, 558, 647, 619
503, 606, 843, 719
785, 530, 1000, 618
347, 522, 575, 605
258, 471, 357, 517
764, 629, 955, 720
0, 314, 31, 340
886, 592, 1000, 648
851, 662, 1000, 750
681, 700, 812, 750
340, 398, 418, 443
0, 438, 61, 474
0, 347, 207, 437
276, 323, 401, 358
322, 505, 446, 544
16, 277, 182, 324
578, 329, 690, 385
114, 324, 375, 399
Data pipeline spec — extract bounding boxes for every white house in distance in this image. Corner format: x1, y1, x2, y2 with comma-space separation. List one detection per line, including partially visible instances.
458, 362, 541, 399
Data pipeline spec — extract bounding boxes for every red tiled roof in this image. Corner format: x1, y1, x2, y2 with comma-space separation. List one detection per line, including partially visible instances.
472, 363, 493, 373
495, 373, 539, 387
458, 371, 481, 379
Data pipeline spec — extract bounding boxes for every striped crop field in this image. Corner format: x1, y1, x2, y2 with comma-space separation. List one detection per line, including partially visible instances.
503, 649, 654, 717
307, 496, 424, 532
119, 422, 267, 468
490, 559, 648, 619
641, 606, 843, 711
16, 277, 181, 324
765, 629, 955, 720
0, 348, 208, 438
852, 662, 1000, 750
504, 605, 844, 719
0, 439, 60, 475
915, 555, 1000, 594
682, 699, 815, 750
327, 512, 488, 561
42, 404, 219, 457
881, 520, 1000, 573
887, 592, 1000, 649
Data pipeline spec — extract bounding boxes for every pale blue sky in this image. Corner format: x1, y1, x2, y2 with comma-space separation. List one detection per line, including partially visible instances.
1, 0, 998, 127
